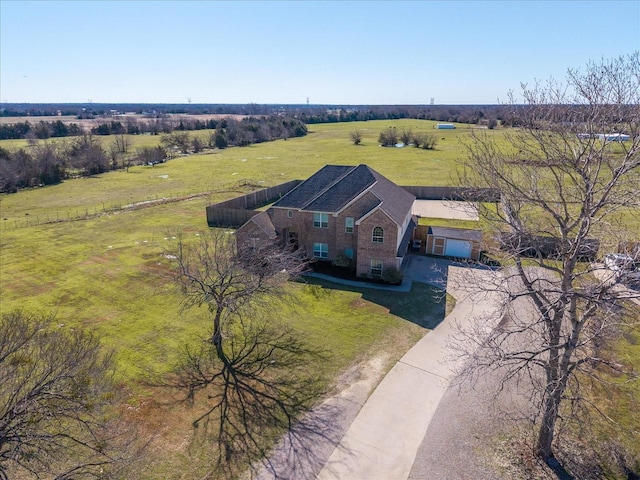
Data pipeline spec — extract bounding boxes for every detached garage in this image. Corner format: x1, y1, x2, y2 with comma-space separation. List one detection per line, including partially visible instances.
424, 226, 482, 260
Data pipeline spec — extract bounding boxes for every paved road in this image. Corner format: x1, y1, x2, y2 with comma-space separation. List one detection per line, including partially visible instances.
315, 267, 503, 480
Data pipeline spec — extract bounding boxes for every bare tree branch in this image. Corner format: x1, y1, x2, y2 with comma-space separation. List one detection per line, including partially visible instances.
0, 310, 148, 479
453, 53, 640, 467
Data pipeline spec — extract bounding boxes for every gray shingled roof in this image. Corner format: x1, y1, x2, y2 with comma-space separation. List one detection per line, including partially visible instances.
272, 165, 354, 209
272, 164, 414, 226
249, 211, 277, 239
368, 169, 415, 226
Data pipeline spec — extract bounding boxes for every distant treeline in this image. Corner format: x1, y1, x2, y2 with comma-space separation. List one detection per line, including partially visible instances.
0, 135, 164, 193
0, 114, 307, 141
0, 116, 307, 193
294, 105, 508, 126
1, 103, 520, 127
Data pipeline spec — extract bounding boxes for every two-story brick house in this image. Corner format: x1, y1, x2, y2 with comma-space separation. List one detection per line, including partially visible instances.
236, 164, 416, 278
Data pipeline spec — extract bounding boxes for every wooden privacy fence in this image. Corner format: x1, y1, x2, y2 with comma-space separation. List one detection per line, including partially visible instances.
206, 183, 499, 229
206, 180, 302, 227
401, 186, 500, 202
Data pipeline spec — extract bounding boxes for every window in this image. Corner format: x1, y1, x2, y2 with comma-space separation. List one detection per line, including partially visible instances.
287, 210, 293, 218
372, 227, 384, 243
344, 248, 353, 259
370, 259, 383, 277
313, 212, 328, 228
313, 242, 328, 259
345, 217, 354, 234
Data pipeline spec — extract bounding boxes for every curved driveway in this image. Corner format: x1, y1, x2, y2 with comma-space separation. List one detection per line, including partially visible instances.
316, 265, 503, 480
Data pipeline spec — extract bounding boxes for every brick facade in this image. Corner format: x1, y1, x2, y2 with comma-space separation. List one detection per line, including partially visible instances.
356, 209, 403, 277
236, 165, 416, 279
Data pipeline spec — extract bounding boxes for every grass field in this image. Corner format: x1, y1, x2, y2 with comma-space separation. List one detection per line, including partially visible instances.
0, 119, 456, 477
0, 119, 483, 227
1, 119, 637, 477
1, 119, 459, 370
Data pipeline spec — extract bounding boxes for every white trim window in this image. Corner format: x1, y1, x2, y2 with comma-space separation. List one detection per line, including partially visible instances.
313, 242, 328, 258
287, 210, 294, 218
370, 259, 383, 277
313, 212, 328, 228
372, 226, 384, 243
345, 217, 354, 233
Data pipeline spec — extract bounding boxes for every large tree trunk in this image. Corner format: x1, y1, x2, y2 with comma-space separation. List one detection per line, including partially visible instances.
536, 388, 561, 461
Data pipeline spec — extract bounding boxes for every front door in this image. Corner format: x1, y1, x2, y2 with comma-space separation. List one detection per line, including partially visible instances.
288, 231, 299, 250
432, 237, 446, 255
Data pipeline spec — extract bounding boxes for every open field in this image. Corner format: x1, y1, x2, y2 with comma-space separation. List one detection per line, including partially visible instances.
0, 112, 248, 128
0, 119, 481, 227
1, 119, 638, 477
0, 119, 455, 477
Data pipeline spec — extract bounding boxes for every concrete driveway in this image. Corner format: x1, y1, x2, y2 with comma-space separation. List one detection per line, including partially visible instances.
316, 266, 504, 480
402, 253, 490, 289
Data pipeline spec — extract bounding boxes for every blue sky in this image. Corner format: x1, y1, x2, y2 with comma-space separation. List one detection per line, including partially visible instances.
1, 0, 638, 105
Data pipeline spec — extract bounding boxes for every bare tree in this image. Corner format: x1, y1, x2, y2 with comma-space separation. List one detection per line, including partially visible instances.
135, 145, 167, 167
171, 229, 308, 356
166, 230, 323, 476
410, 132, 423, 148
191, 135, 204, 153
421, 133, 438, 150
350, 130, 362, 145
68, 134, 109, 176
454, 53, 640, 467
378, 126, 398, 147
0, 310, 145, 479
400, 128, 412, 145
112, 133, 130, 155
161, 131, 191, 154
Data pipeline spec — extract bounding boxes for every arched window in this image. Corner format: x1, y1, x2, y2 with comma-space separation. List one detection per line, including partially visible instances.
372, 227, 384, 243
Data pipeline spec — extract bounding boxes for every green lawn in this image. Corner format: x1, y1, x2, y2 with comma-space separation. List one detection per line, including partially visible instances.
0, 119, 467, 380
0, 120, 485, 228
1, 120, 637, 477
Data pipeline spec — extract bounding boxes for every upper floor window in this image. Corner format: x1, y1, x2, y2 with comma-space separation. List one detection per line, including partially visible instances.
372, 227, 384, 243
345, 217, 354, 234
287, 210, 293, 218
313, 212, 328, 228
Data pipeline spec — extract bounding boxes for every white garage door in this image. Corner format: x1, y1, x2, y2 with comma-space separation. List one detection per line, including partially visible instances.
445, 239, 472, 258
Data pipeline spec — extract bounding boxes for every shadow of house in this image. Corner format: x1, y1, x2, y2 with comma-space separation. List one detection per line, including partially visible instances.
299, 276, 446, 330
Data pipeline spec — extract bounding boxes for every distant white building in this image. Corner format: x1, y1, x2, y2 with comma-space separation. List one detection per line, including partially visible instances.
577, 133, 630, 142
598, 133, 630, 142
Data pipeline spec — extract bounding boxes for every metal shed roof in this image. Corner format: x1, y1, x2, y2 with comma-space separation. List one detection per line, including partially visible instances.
428, 226, 482, 242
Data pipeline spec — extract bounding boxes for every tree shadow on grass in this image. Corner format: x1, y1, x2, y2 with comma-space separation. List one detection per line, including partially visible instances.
159, 316, 333, 480
296, 276, 446, 330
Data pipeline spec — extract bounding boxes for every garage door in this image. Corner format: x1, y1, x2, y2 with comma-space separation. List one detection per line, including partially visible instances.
445, 239, 472, 258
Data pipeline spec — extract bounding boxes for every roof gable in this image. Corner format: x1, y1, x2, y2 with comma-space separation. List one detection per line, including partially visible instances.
303, 164, 377, 212
369, 169, 415, 226
247, 211, 277, 239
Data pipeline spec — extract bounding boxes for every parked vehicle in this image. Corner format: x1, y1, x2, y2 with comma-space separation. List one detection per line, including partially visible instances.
603, 253, 640, 288
604, 253, 637, 272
